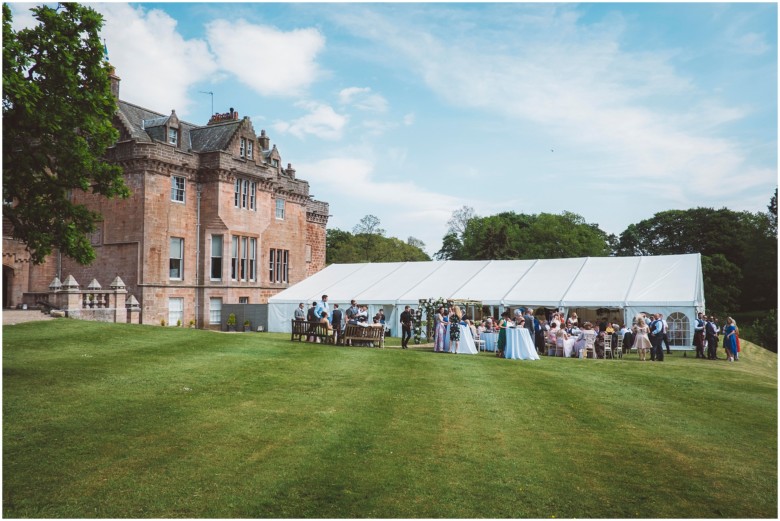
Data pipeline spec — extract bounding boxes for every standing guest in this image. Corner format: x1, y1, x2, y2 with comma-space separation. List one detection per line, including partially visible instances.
706, 316, 719, 360
434, 307, 446, 352
723, 317, 738, 362
400, 305, 414, 349
449, 306, 463, 354
377, 309, 386, 326
693, 312, 706, 358
632, 317, 652, 361
331, 304, 343, 344
660, 313, 672, 355
650, 313, 665, 361
346, 300, 359, 324
569, 312, 579, 326
294, 302, 306, 321
306, 301, 318, 322
315, 294, 329, 320
599, 317, 609, 333
497, 311, 511, 358
621, 325, 633, 356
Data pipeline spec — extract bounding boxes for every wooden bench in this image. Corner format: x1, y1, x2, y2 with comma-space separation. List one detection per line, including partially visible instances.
291, 320, 334, 344
341, 323, 385, 348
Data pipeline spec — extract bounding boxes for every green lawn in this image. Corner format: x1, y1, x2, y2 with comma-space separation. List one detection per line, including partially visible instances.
3, 319, 777, 518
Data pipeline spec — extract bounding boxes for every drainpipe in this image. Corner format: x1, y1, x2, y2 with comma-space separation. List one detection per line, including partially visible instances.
195, 183, 201, 327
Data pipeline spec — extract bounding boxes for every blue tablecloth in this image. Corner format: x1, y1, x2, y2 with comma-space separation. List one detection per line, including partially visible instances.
480, 332, 497, 352
504, 327, 540, 360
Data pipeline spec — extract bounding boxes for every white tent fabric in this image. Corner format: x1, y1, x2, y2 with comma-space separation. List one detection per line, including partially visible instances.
268, 254, 705, 340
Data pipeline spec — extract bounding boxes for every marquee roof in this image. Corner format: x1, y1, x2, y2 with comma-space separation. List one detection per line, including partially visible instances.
269, 254, 705, 309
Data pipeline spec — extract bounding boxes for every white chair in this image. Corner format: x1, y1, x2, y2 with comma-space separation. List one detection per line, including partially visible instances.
581, 335, 596, 359
603, 335, 613, 359
471, 326, 486, 351
615, 335, 624, 359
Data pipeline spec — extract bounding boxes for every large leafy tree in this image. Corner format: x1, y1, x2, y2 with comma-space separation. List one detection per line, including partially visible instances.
3, 3, 129, 264
327, 216, 430, 264
453, 211, 612, 260
615, 204, 777, 313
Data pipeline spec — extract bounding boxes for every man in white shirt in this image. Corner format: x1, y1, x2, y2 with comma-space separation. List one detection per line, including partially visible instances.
660, 313, 672, 355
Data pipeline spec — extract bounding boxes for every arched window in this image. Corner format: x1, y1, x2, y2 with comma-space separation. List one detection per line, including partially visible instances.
667, 312, 690, 346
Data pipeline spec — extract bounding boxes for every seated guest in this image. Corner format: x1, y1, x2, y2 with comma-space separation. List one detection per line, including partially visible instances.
556, 327, 576, 357
357, 305, 368, 323
595, 331, 605, 358
573, 322, 596, 358
309, 311, 333, 343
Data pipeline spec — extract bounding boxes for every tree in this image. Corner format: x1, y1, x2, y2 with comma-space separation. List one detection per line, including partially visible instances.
327, 226, 430, 264
406, 236, 426, 251
434, 232, 463, 260
615, 207, 777, 312
454, 211, 611, 260
447, 205, 475, 237
3, 3, 129, 264
768, 187, 777, 237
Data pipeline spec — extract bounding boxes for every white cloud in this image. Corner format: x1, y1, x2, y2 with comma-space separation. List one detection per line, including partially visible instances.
206, 19, 324, 97
273, 101, 347, 140
733, 32, 770, 55
97, 3, 217, 117
338, 87, 389, 112
329, 6, 774, 208
8, 3, 41, 31
403, 113, 415, 126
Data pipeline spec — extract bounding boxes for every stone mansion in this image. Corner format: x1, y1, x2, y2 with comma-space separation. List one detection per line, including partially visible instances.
2, 67, 329, 327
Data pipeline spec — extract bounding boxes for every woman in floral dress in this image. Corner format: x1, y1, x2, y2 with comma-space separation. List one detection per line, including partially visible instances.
449, 306, 462, 354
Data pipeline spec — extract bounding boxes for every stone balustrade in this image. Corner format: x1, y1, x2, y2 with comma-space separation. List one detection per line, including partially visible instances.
48, 275, 141, 324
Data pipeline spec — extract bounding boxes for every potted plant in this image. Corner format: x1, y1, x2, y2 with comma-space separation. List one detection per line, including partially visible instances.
226, 313, 236, 332
243, 319, 252, 332
189, 319, 196, 329
160, 319, 166, 327
176, 319, 182, 327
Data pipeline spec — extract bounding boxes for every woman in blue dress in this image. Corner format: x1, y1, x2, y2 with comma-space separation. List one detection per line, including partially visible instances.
724, 317, 738, 362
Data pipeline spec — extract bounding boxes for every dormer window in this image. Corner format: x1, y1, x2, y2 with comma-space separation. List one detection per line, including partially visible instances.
272, 159, 279, 168
247, 140, 253, 159
240, 138, 246, 158
168, 127, 178, 145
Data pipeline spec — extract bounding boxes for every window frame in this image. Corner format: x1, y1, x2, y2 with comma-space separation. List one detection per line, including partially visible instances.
249, 237, 257, 281
209, 298, 222, 325
168, 297, 183, 326
239, 137, 246, 158
171, 175, 185, 203
231, 235, 239, 280
169, 237, 184, 280
168, 127, 178, 145
210, 234, 223, 281
275, 198, 285, 220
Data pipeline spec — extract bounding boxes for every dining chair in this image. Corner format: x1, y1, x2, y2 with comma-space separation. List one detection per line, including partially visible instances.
615, 335, 624, 359
554, 341, 564, 357
582, 335, 596, 359
603, 335, 613, 359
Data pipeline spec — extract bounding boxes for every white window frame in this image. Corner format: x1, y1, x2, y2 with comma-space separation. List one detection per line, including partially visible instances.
269, 249, 275, 283
234, 179, 241, 208
168, 127, 178, 145
249, 181, 256, 210
667, 312, 691, 347
231, 235, 238, 280
275, 198, 285, 220
249, 237, 257, 281
247, 141, 253, 159
240, 137, 246, 158
209, 298, 222, 325
210, 235, 223, 281
168, 297, 183, 326
171, 176, 185, 203
169, 237, 183, 280
242, 180, 249, 209
240, 237, 248, 281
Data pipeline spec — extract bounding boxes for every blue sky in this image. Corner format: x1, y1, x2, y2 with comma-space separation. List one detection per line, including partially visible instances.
11, 2, 779, 255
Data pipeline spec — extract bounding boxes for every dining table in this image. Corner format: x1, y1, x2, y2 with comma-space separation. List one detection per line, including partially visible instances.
504, 327, 540, 360
480, 331, 497, 352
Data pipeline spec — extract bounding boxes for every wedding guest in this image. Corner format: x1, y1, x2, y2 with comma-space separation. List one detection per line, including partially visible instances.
632, 317, 652, 361
450, 306, 463, 354
556, 327, 576, 357
497, 311, 511, 358
306, 301, 318, 322
724, 317, 738, 362
331, 304, 343, 343
434, 307, 447, 352
294, 302, 306, 321
573, 322, 597, 358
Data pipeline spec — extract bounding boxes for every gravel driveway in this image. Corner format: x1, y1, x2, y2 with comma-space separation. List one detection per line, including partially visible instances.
3, 309, 55, 325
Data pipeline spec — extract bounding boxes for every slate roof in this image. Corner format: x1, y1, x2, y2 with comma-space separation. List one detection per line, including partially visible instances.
117, 99, 241, 153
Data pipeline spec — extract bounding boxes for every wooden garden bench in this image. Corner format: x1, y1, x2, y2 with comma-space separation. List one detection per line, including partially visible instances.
290, 320, 334, 344
341, 324, 385, 348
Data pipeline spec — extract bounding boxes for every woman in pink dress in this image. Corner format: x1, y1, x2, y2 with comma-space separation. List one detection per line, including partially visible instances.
632, 317, 652, 361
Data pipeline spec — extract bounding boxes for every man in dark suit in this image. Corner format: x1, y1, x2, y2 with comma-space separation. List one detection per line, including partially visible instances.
706, 317, 719, 360
693, 312, 706, 358
331, 304, 343, 344
400, 305, 413, 349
